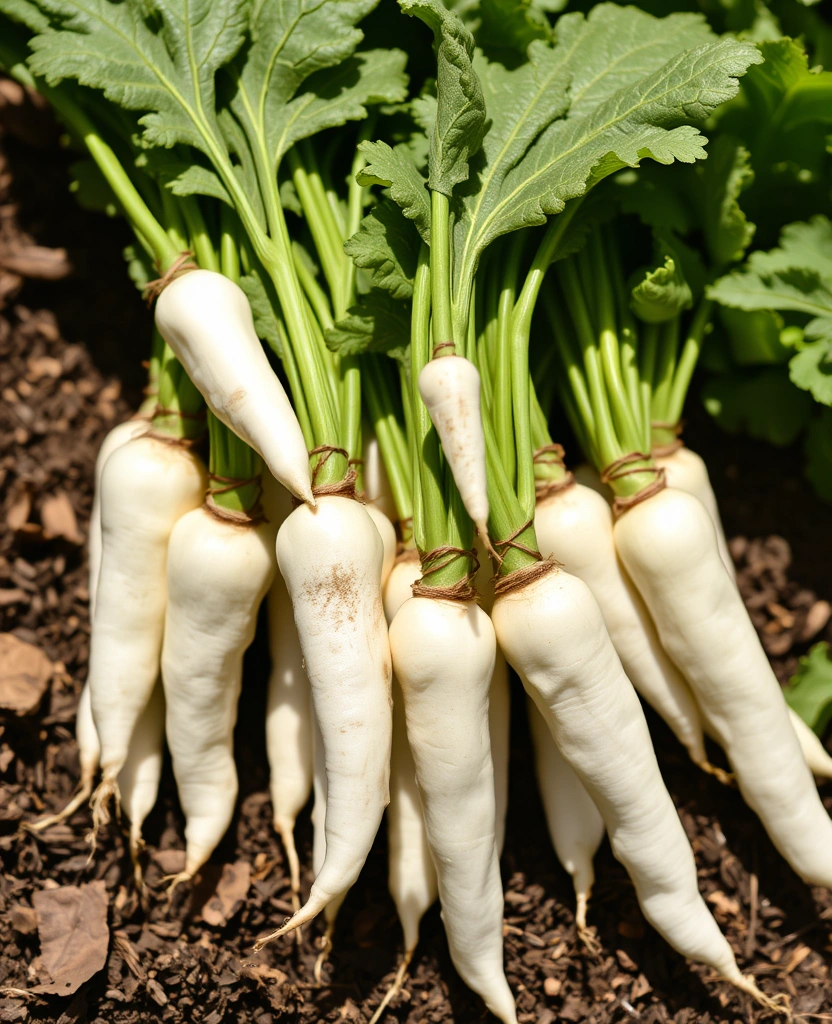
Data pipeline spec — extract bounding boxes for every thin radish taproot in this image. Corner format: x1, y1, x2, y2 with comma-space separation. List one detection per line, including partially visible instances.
389, 596, 517, 1024
527, 696, 604, 946
154, 270, 313, 505
492, 564, 774, 1003
88, 433, 206, 831
534, 482, 711, 771
161, 503, 276, 886
254, 495, 392, 945
615, 486, 832, 887
789, 709, 832, 780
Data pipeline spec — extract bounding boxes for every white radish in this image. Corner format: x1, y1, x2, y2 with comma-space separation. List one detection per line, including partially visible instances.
89, 418, 151, 612
89, 434, 206, 827
154, 270, 313, 505
492, 565, 769, 1002
266, 569, 313, 906
365, 504, 397, 587
310, 718, 346, 977
654, 446, 735, 581
255, 495, 392, 944
118, 679, 165, 883
527, 696, 604, 942
790, 709, 832, 780
490, 652, 511, 858
418, 356, 490, 544
615, 487, 832, 888
534, 484, 710, 770
162, 505, 276, 884
363, 430, 397, 522
389, 596, 517, 1024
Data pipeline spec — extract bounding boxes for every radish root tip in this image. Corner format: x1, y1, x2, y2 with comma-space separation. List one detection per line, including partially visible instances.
368, 949, 414, 1024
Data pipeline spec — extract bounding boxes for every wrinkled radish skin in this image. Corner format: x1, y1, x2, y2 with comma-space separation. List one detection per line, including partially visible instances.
493, 568, 749, 982
418, 356, 489, 537
390, 597, 517, 1024
527, 696, 604, 933
162, 507, 275, 879
155, 270, 312, 504
89, 435, 206, 803
654, 447, 735, 581
265, 496, 392, 936
535, 485, 707, 765
615, 488, 832, 887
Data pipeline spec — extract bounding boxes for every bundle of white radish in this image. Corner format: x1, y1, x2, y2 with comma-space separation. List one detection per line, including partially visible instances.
155, 270, 313, 505
614, 487, 832, 887
254, 495, 392, 946
161, 500, 276, 888
492, 563, 775, 1006
88, 431, 206, 831
526, 697, 604, 945
389, 595, 517, 1024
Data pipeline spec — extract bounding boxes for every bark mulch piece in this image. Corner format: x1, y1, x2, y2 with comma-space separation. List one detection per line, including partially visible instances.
1, 99, 832, 1024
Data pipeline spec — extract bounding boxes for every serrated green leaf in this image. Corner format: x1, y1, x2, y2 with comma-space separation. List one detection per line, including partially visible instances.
708, 266, 832, 319
0, 0, 50, 33
630, 251, 692, 324
448, 10, 760, 328
400, 0, 488, 197
449, 0, 552, 64
702, 365, 814, 445
230, 2, 407, 180
750, 216, 832, 280
789, 336, 832, 405
701, 136, 755, 268
785, 643, 832, 736
614, 165, 693, 235
357, 140, 431, 241
326, 290, 410, 362
344, 199, 420, 300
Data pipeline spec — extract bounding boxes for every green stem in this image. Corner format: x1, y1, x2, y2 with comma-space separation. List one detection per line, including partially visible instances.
494, 237, 523, 487
364, 356, 413, 527
652, 317, 680, 424
665, 299, 713, 428
430, 191, 455, 355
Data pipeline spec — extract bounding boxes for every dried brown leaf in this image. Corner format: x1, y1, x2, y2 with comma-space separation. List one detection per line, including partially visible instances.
0, 634, 52, 715
201, 861, 251, 927
32, 881, 109, 995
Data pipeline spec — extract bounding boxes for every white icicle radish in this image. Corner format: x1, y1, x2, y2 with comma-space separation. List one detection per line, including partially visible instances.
363, 430, 397, 522
310, 718, 346, 976
790, 709, 832, 780
365, 504, 397, 587
490, 652, 510, 858
155, 270, 312, 504
535, 484, 709, 767
89, 435, 206, 821
492, 567, 762, 995
266, 569, 313, 904
257, 496, 392, 942
384, 556, 438, 962
118, 679, 165, 880
527, 696, 604, 936
389, 597, 517, 1024
89, 418, 150, 612
162, 507, 276, 882
418, 356, 490, 541
615, 487, 832, 888
654, 446, 735, 581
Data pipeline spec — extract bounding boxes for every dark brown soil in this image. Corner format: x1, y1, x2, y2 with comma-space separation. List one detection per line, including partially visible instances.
2, 96, 832, 1024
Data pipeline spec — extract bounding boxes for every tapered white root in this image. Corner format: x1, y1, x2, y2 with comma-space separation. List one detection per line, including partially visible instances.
24, 769, 94, 832
88, 774, 120, 850
368, 949, 414, 1024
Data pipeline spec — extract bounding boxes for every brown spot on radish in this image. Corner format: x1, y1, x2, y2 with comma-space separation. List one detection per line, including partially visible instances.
225, 387, 246, 412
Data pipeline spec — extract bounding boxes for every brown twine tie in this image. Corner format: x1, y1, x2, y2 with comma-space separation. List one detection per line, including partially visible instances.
432, 341, 455, 357
143, 252, 199, 306
204, 473, 266, 526
492, 518, 542, 566
533, 444, 575, 502
492, 555, 559, 597
411, 545, 480, 602
600, 452, 666, 520
651, 420, 685, 458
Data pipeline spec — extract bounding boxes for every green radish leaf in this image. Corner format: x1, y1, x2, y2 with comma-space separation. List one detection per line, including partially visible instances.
700, 136, 755, 269
357, 140, 431, 242
123, 243, 153, 292
749, 217, 832, 281
400, 0, 488, 197
789, 335, 832, 406
326, 290, 411, 363
785, 643, 832, 737
630, 250, 692, 324
0, 0, 49, 33
717, 307, 790, 366
68, 158, 117, 216
702, 366, 814, 445
344, 199, 421, 301
448, 0, 552, 64
708, 266, 832, 320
